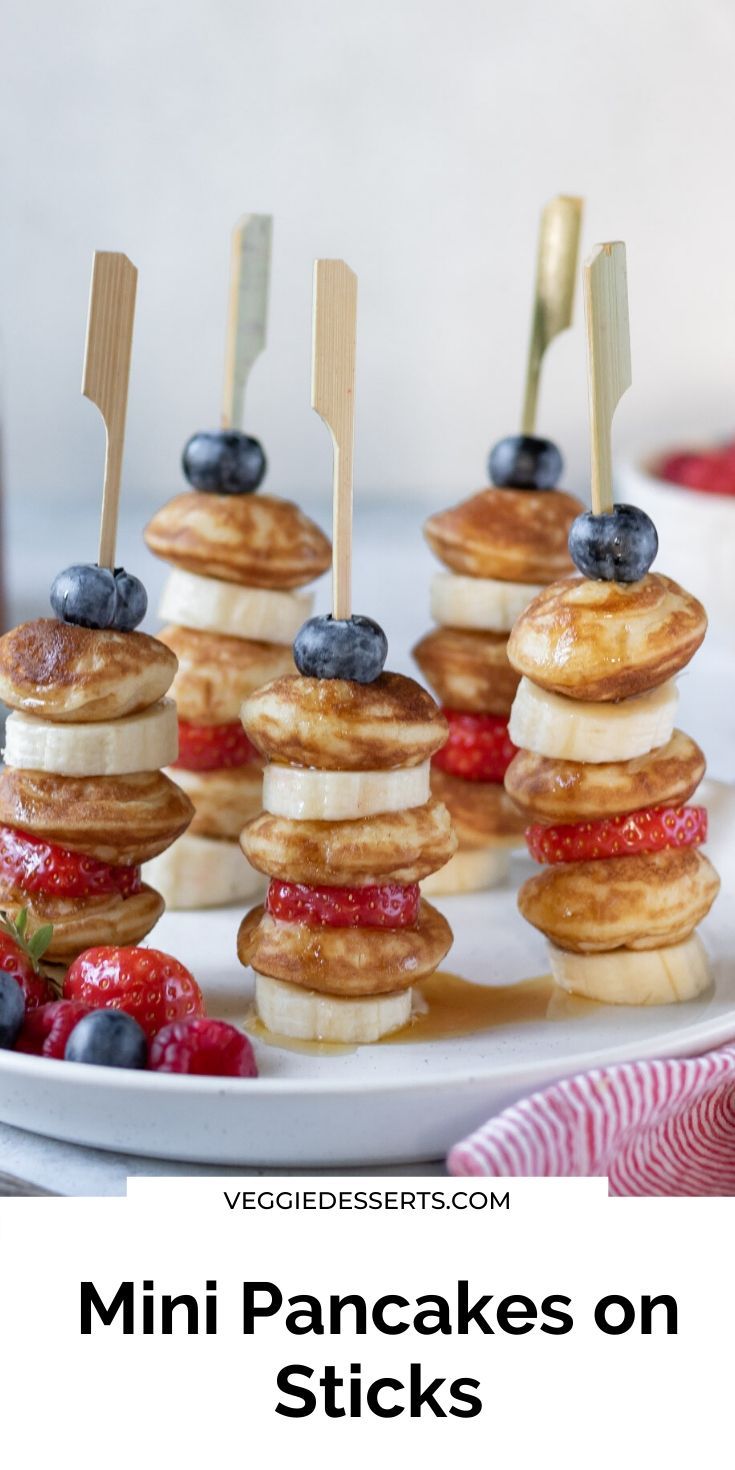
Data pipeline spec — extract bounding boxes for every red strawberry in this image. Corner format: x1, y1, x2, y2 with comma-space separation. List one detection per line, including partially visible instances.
0, 908, 55, 1008
432, 709, 517, 783
15, 1000, 91, 1059
0, 825, 141, 900
149, 1018, 258, 1078
266, 880, 420, 928
64, 946, 205, 1039
174, 720, 259, 772
658, 450, 735, 497
525, 804, 708, 865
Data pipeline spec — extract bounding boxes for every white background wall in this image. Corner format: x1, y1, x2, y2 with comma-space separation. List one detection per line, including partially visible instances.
2, 0, 735, 523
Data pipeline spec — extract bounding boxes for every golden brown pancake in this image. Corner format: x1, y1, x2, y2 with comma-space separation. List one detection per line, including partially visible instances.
241, 796, 456, 886
171, 764, 263, 841
0, 885, 164, 962
413, 626, 520, 716
144, 492, 331, 589
424, 488, 583, 584
0, 768, 193, 865
518, 848, 719, 953
0, 620, 177, 723
430, 766, 525, 848
507, 573, 707, 701
505, 729, 706, 824
237, 899, 452, 996
158, 624, 295, 725
242, 672, 448, 771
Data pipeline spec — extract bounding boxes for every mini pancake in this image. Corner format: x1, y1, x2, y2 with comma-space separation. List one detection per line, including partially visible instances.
0, 768, 194, 865
0, 886, 164, 963
171, 764, 264, 841
412, 626, 520, 716
240, 796, 456, 886
507, 574, 707, 701
504, 729, 706, 824
158, 624, 295, 725
237, 899, 452, 996
518, 847, 719, 953
424, 488, 583, 584
0, 619, 177, 723
242, 672, 448, 771
144, 492, 331, 590
430, 766, 525, 848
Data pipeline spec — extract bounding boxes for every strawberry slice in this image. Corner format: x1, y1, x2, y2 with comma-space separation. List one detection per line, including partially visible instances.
174, 720, 258, 772
432, 709, 518, 783
0, 826, 141, 900
64, 946, 205, 1039
266, 880, 421, 928
658, 450, 735, 497
526, 804, 708, 864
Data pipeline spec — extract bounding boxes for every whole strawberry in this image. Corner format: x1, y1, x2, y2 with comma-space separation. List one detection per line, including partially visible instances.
64, 946, 205, 1039
16, 1000, 91, 1059
0, 909, 55, 1009
149, 1018, 258, 1078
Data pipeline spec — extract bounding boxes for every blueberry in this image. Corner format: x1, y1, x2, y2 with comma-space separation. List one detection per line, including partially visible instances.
182, 430, 266, 494
112, 568, 147, 631
64, 1009, 147, 1069
488, 434, 563, 490
0, 971, 25, 1049
568, 503, 659, 583
293, 614, 388, 683
50, 564, 117, 629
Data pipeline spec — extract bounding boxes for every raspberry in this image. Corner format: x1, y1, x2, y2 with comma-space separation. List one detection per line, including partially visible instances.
148, 1018, 258, 1077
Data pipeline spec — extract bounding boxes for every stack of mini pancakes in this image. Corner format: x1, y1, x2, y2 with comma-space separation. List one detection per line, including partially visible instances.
0, 619, 192, 964
414, 485, 584, 894
506, 572, 721, 1002
143, 492, 331, 907
237, 672, 456, 1042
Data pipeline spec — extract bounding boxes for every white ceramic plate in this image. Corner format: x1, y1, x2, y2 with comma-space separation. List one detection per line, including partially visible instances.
0, 781, 733, 1170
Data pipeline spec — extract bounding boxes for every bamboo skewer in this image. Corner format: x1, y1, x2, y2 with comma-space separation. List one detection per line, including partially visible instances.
584, 242, 632, 515
521, 194, 583, 435
83, 252, 138, 570
311, 260, 358, 621
221, 213, 273, 432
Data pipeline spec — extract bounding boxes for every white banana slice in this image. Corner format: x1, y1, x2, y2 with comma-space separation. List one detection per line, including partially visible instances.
509, 677, 678, 764
262, 761, 430, 821
3, 699, 178, 776
548, 932, 712, 1005
159, 568, 313, 644
143, 833, 264, 910
421, 844, 510, 896
431, 572, 543, 633
255, 972, 412, 1043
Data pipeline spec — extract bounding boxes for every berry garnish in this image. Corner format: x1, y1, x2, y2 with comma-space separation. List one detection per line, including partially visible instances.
0, 908, 55, 1008
182, 430, 266, 494
49, 562, 147, 631
0, 972, 25, 1048
432, 710, 518, 783
173, 721, 258, 772
293, 614, 388, 683
568, 503, 658, 582
64, 1009, 148, 1069
266, 880, 421, 928
525, 804, 708, 864
658, 445, 735, 497
15, 1000, 91, 1059
149, 1018, 258, 1077
0, 826, 142, 900
64, 946, 205, 1039
488, 434, 562, 490
112, 568, 147, 630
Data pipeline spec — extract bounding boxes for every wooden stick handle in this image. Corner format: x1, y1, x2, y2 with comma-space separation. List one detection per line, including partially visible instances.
521, 195, 583, 435
222, 214, 272, 431
82, 252, 138, 569
311, 260, 358, 621
584, 242, 632, 515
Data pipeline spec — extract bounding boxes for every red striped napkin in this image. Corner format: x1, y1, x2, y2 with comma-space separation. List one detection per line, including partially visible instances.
448, 1045, 735, 1195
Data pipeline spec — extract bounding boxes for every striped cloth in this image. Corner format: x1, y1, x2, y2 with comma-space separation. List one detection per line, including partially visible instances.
448, 1045, 735, 1195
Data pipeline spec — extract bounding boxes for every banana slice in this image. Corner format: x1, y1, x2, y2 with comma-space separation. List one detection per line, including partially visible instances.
143, 832, 264, 910
431, 572, 543, 633
4, 699, 178, 776
255, 972, 412, 1043
509, 677, 678, 763
548, 932, 712, 1005
262, 761, 430, 821
159, 568, 313, 644
421, 844, 510, 896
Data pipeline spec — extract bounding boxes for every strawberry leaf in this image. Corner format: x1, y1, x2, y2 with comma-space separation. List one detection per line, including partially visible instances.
28, 925, 54, 962
0, 908, 55, 972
